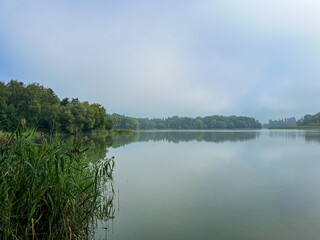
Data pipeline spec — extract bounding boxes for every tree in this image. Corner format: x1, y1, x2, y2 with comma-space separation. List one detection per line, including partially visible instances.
136, 115, 262, 130
0, 80, 113, 134
108, 114, 139, 130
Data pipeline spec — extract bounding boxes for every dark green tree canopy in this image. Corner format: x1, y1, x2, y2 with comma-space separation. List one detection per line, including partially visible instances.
136, 115, 262, 130
0, 80, 111, 133
107, 114, 139, 130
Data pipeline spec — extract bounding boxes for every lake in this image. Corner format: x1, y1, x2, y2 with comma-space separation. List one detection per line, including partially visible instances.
94, 130, 320, 240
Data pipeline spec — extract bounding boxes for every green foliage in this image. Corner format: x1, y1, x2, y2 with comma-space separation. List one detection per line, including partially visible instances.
265, 113, 320, 129
300, 112, 320, 126
0, 80, 112, 134
114, 129, 133, 135
58, 133, 114, 164
107, 114, 139, 130
105, 119, 114, 131
137, 115, 262, 129
0, 125, 115, 239
297, 119, 302, 126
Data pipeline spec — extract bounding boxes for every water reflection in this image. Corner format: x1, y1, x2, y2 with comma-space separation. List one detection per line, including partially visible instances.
98, 129, 320, 240
55, 134, 113, 162
111, 131, 140, 148
49, 129, 320, 240
111, 130, 261, 148
268, 130, 320, 143
66, 130, 320, 152
304, 131, 320, 143
55, 130, 320, 160
269, 130, 304, 140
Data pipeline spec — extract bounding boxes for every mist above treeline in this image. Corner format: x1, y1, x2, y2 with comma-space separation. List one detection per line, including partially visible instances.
0, 80, 319, 133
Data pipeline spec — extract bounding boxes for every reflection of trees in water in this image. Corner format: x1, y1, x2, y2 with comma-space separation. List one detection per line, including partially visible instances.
84, 135, 114, 162
269, 131, 302, 140
110, 131, 260, 148
59, 134, 114, 163
269, 130, 320, 143
110, 130, 320, 148
43, 130, 320, 157
304, 132, 320, 143
111, 131, 140, 148
138, 131, 260, 144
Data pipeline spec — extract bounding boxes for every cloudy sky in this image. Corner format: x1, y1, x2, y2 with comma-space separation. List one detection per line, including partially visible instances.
0, 0, 320, 122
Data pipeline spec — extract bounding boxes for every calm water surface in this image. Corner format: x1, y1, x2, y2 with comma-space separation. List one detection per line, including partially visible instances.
94, 130, 320, 240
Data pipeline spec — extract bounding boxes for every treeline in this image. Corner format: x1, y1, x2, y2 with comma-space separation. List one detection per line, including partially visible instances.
107, 113, 139, 130
298, 112, 320, 126
137, 115, 262, 129
263, 117, 297, 128
0, 80, 113, 133
0, 80, 263, 132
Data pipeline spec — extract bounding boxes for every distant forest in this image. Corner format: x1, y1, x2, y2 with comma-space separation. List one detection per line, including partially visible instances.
0, 80, 113, 133
263, 113, 320, 129
0, 80, 262, 132
263, 117, 297, 128
136, 115, 262, 129
107, 114, 262, 130
9, 80, 320, 132
298, 112, 320, 127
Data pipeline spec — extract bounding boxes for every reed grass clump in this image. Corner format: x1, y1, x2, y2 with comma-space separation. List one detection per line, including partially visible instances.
0, 125, 115, 239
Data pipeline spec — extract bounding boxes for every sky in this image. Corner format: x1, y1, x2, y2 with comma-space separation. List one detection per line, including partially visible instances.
0, 0, 320, 123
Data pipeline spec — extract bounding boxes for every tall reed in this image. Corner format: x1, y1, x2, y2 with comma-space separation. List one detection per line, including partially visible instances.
0, 125, 115, 239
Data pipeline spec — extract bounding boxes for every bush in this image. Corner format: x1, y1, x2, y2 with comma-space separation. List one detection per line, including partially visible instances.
0, 125, 115, 239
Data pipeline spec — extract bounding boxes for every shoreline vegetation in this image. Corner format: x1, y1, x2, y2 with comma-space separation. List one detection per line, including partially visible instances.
110, 113, 262, 130
80, 129, 133, 136
269, 113, 320, 129
0, 124, 115, 239
0, 80, 113, 134
1, 80, 320, 133
0, 80, 263, 134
